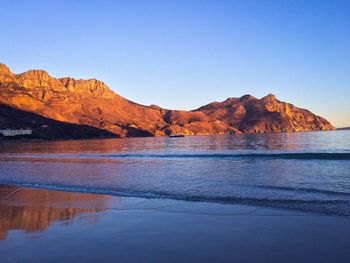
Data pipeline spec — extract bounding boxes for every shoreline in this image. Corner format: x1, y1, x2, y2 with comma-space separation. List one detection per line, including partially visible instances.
0, 129, 341, 143
1, 184, 350, 262
1, 181, 350, 219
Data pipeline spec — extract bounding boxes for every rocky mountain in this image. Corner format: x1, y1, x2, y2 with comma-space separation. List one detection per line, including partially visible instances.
0, 63, 335, 139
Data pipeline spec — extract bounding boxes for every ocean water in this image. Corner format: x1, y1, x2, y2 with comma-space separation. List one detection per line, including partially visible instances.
0, 131, 349, 217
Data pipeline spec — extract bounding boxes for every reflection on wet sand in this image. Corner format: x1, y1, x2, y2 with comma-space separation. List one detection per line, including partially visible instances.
0, 185, 112, 240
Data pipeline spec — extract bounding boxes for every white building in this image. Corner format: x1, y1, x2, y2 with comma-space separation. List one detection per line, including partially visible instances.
0, 129, 32, 137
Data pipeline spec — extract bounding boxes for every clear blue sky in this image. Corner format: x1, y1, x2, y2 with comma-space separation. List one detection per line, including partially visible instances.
1, 0, 349, 127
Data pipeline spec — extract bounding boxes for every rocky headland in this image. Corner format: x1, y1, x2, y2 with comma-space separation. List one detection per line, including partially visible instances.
0, 63, 335, 139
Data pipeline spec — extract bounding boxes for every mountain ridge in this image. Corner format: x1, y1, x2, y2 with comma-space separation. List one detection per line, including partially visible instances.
0, 63, 335, 138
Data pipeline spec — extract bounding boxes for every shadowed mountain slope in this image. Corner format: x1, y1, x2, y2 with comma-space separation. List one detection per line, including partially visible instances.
0, 104, 116, 140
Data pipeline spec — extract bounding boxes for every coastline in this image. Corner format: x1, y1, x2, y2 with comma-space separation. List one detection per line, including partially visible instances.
1, 184, 349, 262
0, 128, 342, 143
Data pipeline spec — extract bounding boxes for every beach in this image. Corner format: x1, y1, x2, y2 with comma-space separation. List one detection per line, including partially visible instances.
1, 184, 349, 263
1, 0, 349, 261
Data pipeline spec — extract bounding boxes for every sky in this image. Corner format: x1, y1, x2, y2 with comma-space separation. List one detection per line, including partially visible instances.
0, 0, 349, 127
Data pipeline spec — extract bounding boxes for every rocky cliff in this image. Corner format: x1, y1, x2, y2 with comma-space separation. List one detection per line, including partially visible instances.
0, 63, 334, 138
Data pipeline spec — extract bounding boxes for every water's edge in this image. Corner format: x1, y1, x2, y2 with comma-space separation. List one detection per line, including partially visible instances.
2, 181, 349, 219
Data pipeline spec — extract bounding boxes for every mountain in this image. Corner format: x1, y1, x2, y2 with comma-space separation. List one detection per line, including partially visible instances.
0, 104, 115, 140
0, 63, 335, 139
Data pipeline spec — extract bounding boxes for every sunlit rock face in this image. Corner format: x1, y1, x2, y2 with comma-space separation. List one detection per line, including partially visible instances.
0, 63, 335, 138
195, 93, 335, 133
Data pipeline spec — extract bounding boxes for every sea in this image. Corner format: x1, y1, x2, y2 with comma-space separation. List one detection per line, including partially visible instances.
0, 130, 349, 217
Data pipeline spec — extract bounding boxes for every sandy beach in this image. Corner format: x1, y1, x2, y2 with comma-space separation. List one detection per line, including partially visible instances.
1, 0, 349, 262
1, 184, 349, 262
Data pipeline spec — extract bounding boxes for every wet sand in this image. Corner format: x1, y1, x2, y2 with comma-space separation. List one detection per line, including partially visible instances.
0, 184, 350, 263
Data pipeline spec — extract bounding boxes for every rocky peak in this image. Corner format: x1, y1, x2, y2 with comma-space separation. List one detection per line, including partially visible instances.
261, 93, 277, 102
18, 70, 50, 81
239, 94, 256, 102
59, 77, 114, 98
59, 78, 113, 97
0, 63, 11, 74
16, 69, 64, 89
0, 63, 16, 83
149, 104, 163, 110
85, 79, 110, 94
224, 97, 236, 102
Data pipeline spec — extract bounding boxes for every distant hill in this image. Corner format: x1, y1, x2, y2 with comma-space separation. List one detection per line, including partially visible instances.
337, 127, 350, 130
0, 63, 335, 139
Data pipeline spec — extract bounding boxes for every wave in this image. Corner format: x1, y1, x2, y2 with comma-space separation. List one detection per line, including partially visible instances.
1, 181, 349, 217
252, 185, 350, 197
67, 152, 350, 160
2, 152, 350, 161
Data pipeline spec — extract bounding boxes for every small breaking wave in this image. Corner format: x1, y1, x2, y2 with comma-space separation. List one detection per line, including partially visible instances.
252, 185, 350, 197
82, 152, 350, 160
3, 152, 350, 161
1, 181, 349, 217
